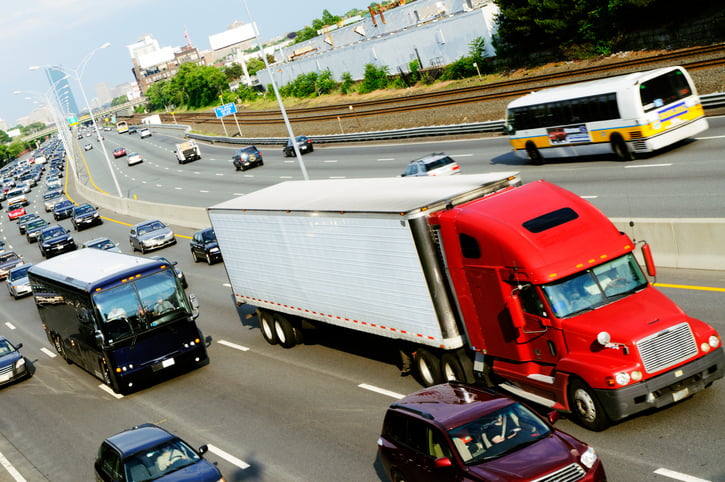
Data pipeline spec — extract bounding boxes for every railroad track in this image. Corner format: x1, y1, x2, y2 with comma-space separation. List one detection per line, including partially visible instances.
153, 44, 725, 128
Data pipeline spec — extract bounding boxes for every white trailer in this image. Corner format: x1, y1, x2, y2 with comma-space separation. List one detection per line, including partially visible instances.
175, 140, 201, 164
207, 173, 519, 351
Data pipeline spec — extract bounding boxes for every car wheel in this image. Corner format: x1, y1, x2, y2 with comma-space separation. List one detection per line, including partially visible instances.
192, 250, 200, 263
273, 313, 298, 349
258, 309, 278, 345
568, 378, 611, 431
140, 245, 145, 254
206, 253, 213, 265
414, 348, 442, 387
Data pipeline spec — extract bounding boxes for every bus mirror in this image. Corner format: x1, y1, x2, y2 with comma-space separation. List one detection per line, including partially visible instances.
506, 294, 525, 329
504, 124, 514, 135
95, 331, 105, 346
641, 243, 656, 277
188, 293, 200, 319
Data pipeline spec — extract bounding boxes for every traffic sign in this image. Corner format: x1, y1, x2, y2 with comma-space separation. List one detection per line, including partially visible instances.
214, 102, 237, 118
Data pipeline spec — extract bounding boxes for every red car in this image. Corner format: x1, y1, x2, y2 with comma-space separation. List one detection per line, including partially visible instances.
113, 147, 127, 158
7, 203, 26, 220
378, 382, 606, 482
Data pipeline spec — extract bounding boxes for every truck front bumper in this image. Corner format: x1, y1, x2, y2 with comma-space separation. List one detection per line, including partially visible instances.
594, 347, 724, 421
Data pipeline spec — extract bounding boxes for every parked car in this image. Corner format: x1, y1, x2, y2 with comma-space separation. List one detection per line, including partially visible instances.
378, 382, 606, 482
127, 152, 143, 166
25, 218, 50, 243
113, 147, 127, 158
94, 423, 223, 482
0, 252, 24, 280
152, 256, 188, 288
7, 202, 26, 220
401, 153, 461, 177
139, 128, 152, 139
232, 146, 264, 171
82, 237, 121, 253
0, 337, 31, 386
53, 199, 75, 220
16, 213, 40, 234
7, 264, 32, 299
190, 227, 222, 265
129, 220, 176, 253
71, 203, 102, 231
83, 143, 93, 151
38, 224, 77, 258
282, 135, 314, 157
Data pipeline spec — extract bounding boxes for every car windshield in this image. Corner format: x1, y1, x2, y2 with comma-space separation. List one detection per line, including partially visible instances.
541, 253, 648, 318
9, 265, 31, 280
75, 205, 94, 215
43, 227, 65, 238
138, 222, 164, 235
448, 403, 551, 465
123, 439, 201, 481
93, 269, 189, 344
44, 191, 61, 200
0, 339, 17, 356
1, 252, 20, 263
27, 220, 47, 229
202, 230, 216, 242
89, 239, 114, 250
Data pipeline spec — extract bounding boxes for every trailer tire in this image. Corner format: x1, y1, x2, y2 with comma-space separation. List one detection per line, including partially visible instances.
258, 310, 278, 345
414, 348, 442, 387
273, 314, 298, 348
441, 352, 475, 383
568, 378, 611, 431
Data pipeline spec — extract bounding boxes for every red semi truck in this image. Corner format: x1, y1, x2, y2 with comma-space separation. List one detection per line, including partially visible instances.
208, 173, 724, 430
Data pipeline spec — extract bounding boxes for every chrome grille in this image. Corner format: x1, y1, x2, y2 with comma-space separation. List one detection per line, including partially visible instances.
0, 364, 13, 377
532, 463, 586, 482
636, 322, 698, 374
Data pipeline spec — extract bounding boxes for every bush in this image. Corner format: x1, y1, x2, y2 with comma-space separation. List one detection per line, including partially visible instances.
339, 72, 354, 94
358, 64, 389, 94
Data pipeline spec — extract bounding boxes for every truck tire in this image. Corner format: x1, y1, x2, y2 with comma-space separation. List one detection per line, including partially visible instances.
568, 378, 611, 431
414, 348, 442, 387
273, 313, 297, 349
441, 351, 475, 383
258, 310, 278, 345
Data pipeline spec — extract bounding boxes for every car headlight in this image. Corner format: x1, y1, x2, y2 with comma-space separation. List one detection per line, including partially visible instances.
15, 357, 25, 369
210, 247, 220, 253
580, 446, 598, 469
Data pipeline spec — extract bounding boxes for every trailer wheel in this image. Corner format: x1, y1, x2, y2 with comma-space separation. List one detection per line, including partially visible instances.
525, 142, 544, 165
414, 348, 442, 387
273, 313, 297, 349
568, 378, 611, 431
441, 352, 475, 383
258, 310, 278, 345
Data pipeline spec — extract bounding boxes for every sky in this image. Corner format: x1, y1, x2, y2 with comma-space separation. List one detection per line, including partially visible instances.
1, 0, 365, 127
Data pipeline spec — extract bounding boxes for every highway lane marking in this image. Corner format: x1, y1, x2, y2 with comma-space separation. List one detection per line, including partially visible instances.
453, 153, 474, 157
4, 322, 16, 330
40, 348, 56, 358
377, 158, 395, 161
655, 283, 725, 293
624, 163, 672, 168
323, 160, 338, 163
358, 383, 406, 399
99, 384, 124, 399
654, 468, 710, 482
218, 340, 250, 352
207, 444, 250, 470
581, 195, 598, 199
0, 450, 26, 482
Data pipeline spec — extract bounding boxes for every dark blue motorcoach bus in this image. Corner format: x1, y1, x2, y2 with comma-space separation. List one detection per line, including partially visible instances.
28, 249, 208, 393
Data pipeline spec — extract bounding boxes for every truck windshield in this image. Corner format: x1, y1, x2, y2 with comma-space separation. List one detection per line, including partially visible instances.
93, 269, 188, 344
541, 254, 648, 318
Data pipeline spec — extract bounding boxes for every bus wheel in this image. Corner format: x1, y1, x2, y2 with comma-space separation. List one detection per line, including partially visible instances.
525, 142, 544, 165
441, 352, 475, 383
414, 348, 442, 387
568, 378, 611, 431
258, 309, 278, 345
273, 313, 297, 349
611, 135, 634, 161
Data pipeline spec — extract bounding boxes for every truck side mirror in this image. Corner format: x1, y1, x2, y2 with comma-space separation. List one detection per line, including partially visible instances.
506, 293, 525, 329
188, 292, 200, 319
641, 243, 656, 277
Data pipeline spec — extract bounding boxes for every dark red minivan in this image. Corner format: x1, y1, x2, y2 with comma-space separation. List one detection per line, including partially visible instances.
378, 382, 606, 482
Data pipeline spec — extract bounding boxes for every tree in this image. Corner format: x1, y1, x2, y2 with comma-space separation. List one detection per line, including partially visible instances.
223, 63, 245, 81
358, 64, 389, 94
111, 95, 129, 106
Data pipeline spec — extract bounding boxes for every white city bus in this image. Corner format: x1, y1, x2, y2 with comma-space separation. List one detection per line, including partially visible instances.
116, 120, 129, 134
504, 66, 709, 163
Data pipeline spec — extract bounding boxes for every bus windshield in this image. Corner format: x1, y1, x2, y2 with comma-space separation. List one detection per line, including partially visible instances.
639, 69, 692, 112
541, 254, 648, 318
94, 269, 188, 344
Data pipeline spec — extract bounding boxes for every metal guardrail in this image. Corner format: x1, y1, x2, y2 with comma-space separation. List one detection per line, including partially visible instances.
168, 91, 725, 146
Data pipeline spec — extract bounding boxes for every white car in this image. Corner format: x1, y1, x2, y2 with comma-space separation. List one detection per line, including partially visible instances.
127, 152, 143, 166
83, 143, 93, 151
139, 128, 152, 139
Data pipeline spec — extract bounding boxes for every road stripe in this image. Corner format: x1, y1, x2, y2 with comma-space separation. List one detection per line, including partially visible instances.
654, 283, 725, 293
624, 163, 672, 168
377, 158, 395, 161
654, 468, 710, 482
99, 384, 124, 399
40, 347, 56, 358
207, 444, 250, 469
0, 450, 26, 482
218, 340, 250, 352
4, 322, 16, 330
358, 383, 406, 399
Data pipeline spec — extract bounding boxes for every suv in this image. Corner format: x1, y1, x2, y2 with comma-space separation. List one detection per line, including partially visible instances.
378, 382, 605, 482
38, 224, 77, 258
190, 227, 222, 265
71, 203, 103, 231
232, 146, 264, 171
282, 135, 314, 157
401, 153, 461, 177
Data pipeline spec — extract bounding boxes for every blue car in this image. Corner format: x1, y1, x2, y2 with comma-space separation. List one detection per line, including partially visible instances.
94, 423, 223, 481
53, 199, 74, 220
0, 337, 31, 386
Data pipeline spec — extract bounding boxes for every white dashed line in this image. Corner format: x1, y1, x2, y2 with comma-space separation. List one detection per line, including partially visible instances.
654, 468, 711, 482
0, 450, 26, 481
624, 163, 672, 168
377, 158, 395, 161
207, 444, 250, 470
218, 340, 250, 352
358, 384, 405, 399
4, 322, 17, 330
40, 347, 56, 358
99, 384, 124, 399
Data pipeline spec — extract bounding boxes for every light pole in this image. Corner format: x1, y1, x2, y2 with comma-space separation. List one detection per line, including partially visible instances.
29, 42, 123, 198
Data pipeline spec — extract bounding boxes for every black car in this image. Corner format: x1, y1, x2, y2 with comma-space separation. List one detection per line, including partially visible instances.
190, 227, 222, 265
38, 224, 77, 258
94, 423, 223, 482
71, 203, 103, 231
53, 199, 75, 220
232, 146, 264, 171
283, 135, 314, 157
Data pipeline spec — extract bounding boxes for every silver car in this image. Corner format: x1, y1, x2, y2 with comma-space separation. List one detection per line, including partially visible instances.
7, 264, 32, 299
129, 220, 176, 254
82, 237, 121, 253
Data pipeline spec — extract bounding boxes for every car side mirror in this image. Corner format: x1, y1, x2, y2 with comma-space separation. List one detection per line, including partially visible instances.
197, 444, 209, 455
433, 457, 453, 469
95, 331, 105, 346
15, 343, 23, 350
547, 410, 560, 425
188, 293, 199, 319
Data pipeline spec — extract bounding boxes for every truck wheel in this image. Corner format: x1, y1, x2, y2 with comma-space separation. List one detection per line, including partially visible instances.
441, 352, 475, 383
414, 348, 442, 387
568, 378, 611, 431
258, 310, 278, 345
273, 314, 297, 349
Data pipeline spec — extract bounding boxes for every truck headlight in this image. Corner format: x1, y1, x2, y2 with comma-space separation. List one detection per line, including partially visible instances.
580, 446, 598, 469
709, 335, 720, 348
615, 371, 630, 385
